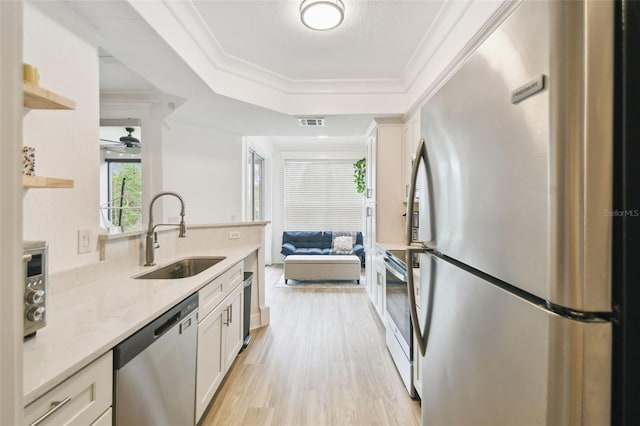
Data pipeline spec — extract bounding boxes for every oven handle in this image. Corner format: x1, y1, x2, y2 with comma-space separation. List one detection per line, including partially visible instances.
383, 257, 407, 282
406, 247, 431, 357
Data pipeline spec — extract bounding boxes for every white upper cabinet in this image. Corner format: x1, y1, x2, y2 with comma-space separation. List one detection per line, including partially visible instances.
402, 110, 421, 201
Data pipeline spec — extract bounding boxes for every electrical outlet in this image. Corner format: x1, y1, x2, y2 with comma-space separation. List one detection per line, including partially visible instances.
229, 231, 240, 240
78, 229, 92, 254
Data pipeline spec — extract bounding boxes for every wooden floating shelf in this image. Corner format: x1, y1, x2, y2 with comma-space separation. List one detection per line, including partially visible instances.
23, 175, 74, 189
23, 82, 76, 110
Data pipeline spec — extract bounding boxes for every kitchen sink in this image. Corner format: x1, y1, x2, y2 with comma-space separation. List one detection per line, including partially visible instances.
134, 257, 226, 279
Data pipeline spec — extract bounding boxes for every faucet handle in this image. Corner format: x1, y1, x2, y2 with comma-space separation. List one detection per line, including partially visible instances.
153, 232, 160, 249
179, 219, 186, 238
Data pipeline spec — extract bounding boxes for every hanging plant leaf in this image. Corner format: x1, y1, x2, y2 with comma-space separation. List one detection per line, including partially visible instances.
353, 158, 366, 194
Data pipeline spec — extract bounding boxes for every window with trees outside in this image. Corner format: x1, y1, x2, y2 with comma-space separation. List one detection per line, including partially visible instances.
100, 121, 142, 233
107, 160, 142, 231
247, 149, 264, 221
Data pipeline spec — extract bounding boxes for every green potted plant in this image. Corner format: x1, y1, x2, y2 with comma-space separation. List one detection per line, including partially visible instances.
353, 158, 366, 194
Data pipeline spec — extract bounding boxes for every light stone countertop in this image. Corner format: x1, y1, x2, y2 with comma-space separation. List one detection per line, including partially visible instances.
375, 241, 411, 252
23, 244, 260, 406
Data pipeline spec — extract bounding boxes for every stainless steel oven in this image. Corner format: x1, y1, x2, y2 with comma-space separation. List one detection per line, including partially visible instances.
383, 250, 414, 397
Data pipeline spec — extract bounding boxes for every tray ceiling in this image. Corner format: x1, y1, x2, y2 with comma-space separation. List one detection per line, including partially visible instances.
70, 0, 511, 132
191, 0, 442, 81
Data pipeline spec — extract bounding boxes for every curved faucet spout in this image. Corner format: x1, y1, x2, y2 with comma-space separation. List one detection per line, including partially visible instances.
145, 191, 187, 266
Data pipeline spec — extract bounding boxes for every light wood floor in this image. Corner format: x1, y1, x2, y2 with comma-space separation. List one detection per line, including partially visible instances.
200, 265, 421, 426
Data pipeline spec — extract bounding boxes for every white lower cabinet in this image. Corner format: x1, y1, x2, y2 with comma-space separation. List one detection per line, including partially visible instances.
223, 285, 244, 369
373, 252, 386, 320
412, 270, 423, 399
196, 299, 226, 421
413, 305, 423, 399
24, 351, 112, 426
195, 264, 245, 422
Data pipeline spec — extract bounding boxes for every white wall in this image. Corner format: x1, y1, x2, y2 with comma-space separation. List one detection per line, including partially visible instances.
161, 122, 243, 224
1, 1, 24, 422
22, 2, 100, 274
267, 136, 366, 263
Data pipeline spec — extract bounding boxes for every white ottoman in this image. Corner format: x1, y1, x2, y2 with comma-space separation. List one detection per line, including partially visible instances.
284, 255, 361, 284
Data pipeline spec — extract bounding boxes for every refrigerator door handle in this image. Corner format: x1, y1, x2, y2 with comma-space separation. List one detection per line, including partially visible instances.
405, 138, 436, 247
405, 138, 437, 356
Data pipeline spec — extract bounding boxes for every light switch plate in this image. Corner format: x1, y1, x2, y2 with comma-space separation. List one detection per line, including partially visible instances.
78, 229, 92, 254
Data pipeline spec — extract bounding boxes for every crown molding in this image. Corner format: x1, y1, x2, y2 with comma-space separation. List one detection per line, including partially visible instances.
161, 0, 406, 95
127, 0, 513, 116
399, 0, 474, 90
403, 0, 521, 119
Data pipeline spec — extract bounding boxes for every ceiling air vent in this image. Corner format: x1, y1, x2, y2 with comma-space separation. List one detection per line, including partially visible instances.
298, 117, 325, 126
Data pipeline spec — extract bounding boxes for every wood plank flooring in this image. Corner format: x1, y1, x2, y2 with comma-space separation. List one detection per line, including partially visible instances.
200, 265, 421, 426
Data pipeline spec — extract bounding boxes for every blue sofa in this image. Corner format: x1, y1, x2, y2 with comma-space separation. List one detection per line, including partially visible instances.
281, 231, 365, 265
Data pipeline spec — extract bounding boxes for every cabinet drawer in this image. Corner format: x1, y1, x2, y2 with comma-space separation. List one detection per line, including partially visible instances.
199, 263, 243, 321
24, 352, 112, 426
223, 263, 244, 293
199, 276, 225, 321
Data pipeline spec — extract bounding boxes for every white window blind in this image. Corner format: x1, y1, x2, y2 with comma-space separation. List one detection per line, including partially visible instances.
284, 159, 364, 231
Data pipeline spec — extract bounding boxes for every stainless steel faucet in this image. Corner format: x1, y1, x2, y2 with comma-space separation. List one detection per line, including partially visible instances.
145, 191, 186, 266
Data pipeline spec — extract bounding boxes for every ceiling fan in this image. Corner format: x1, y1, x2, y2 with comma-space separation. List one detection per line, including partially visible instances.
100, 127, 141, 153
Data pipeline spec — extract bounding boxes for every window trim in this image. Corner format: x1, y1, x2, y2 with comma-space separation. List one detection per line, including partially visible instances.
247, 149, 265, 221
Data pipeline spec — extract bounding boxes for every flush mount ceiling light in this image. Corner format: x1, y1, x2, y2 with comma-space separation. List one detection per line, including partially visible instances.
300, 0, 345, 31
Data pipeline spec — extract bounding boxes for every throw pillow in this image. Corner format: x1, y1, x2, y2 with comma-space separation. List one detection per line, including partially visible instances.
333, 235, 353, 252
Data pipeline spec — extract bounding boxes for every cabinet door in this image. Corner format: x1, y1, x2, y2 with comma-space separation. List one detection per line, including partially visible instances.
365, 133, 377, 200
413, 306, 423, 399
375, 256, 386, 319
402, 113, 421, 199
195, 302, 226, 422
365, 252, 373, 297
403, 124, 411, 198
223, 285, 244, 372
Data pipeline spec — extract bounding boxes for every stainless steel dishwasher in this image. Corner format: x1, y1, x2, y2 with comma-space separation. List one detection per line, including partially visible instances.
114, 293, 198, 426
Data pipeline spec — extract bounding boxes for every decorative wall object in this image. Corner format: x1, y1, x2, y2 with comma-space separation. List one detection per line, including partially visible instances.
23, 146, 36, 176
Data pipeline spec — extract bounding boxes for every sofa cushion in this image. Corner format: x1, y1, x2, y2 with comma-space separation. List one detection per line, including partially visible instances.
295, 247, 330, 256
282, 231, 324, 248
321, 232, 334, 249
352, 244, 365, 257
281, 243, 297, 256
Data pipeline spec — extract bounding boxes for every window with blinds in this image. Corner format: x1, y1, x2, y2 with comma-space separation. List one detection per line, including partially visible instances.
284, 159, 364, 231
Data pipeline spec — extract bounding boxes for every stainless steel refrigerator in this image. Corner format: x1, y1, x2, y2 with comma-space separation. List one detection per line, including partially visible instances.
405, 1, 614, 424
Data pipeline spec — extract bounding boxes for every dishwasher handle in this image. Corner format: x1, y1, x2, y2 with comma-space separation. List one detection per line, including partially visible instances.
154, 312, 181, 339
114, 292, 198, 369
